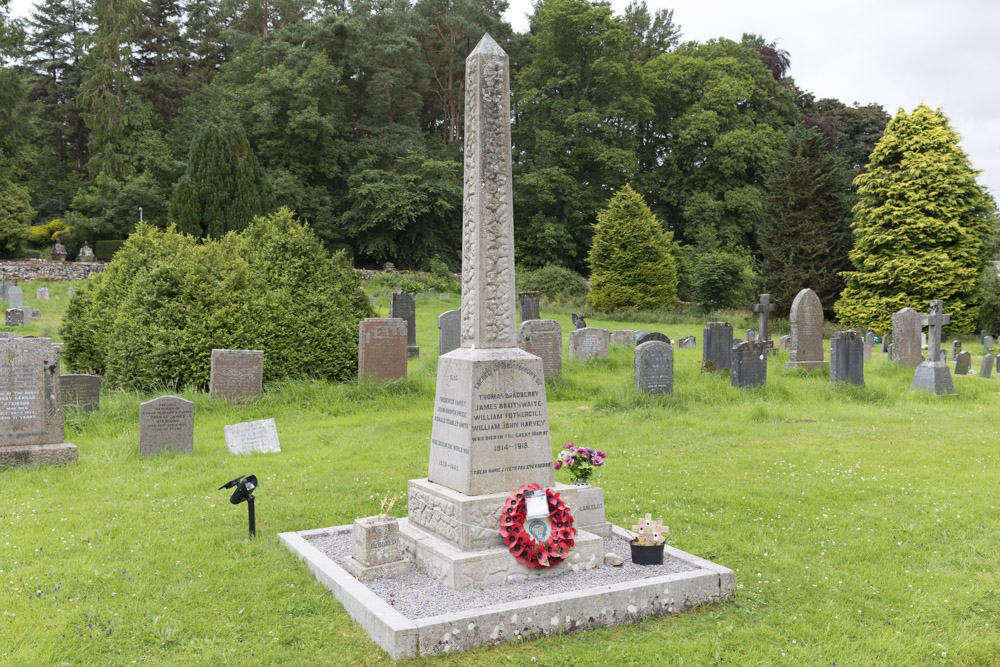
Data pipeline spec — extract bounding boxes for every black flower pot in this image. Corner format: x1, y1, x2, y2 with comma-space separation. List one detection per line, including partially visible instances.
630, 541, 664, 565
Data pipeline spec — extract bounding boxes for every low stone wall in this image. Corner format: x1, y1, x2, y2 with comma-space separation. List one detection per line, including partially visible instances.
0, 259, 107, 281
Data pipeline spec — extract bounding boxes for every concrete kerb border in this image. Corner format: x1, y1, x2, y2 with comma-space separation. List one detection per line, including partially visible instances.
280, 523, 735, 660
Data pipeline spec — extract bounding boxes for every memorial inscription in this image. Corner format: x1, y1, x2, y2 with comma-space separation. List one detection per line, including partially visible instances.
209, 349, 264, 402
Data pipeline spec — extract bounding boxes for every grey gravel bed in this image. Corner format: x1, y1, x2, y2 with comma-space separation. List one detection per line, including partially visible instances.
305, 530, 697, 620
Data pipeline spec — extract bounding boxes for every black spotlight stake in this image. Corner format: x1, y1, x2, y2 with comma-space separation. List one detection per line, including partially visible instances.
219, 474, 258, 537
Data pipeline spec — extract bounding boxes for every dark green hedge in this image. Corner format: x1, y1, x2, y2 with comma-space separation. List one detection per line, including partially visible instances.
61, 208, 374, 391
94, 239, 127, 261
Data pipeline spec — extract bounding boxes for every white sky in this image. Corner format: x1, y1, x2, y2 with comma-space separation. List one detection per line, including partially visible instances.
8, 0, 999, 199
505, 0, 1000, 200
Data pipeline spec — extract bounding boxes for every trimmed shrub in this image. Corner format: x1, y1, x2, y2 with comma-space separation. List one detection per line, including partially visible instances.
26, 219, 69, 245
690, 249, 756, 310
516, 265, 589, 303
61, 208, 374, 391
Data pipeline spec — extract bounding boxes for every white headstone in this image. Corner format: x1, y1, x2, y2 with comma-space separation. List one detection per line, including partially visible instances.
224, 418, 281, 454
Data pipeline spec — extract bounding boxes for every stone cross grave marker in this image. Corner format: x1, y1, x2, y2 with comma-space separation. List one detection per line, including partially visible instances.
786, 288, 827, 370
517, 319, 562, 379
981, 354, 994, 379
390, 291, 419, 358
752, 294, 776, 343
911, 300, 955, 394
36, 288, 49, 300
731, 340, 767, 389
438, 308, 462, 356
138, 395, 194, 457
0, 337, 77, 467
703, 322, 733, 371
210, 349, 263, 402
569, 327, 610, 359
892, 308, 923, 367
954, 350, 971, 375
830, 331, 864, 385
358, 318, 407, 380
610, 330, 635, 347
517, 291, 540, 323
8, 285, 22, 309
225, 417, 281, 454
60, 374, 100, 412
634, 340, 673, 394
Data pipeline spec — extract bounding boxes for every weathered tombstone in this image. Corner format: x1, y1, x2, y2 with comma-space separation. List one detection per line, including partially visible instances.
911, 300, 955, 394
610, 329, 635, 347
77, 243, 94, 262
746, 329, 755, 341
636, 331, 670, 346
224, 417, 281, 454
786, 288, 827, 370
517, 291, 540, 323
678, 335, 697, 349
29, 308, 41, 322
5, 308, 23, 327
863, 330, 875, 361
36, 287, 49, 300
7, 285, 22, 309
571, 312, 587, 329
951, 340, 962, 361
778, 334, 790, 350
731, 340, 767, 389
752, 294, 776, 343
892, 307, 923, 367
634, 341, 673, 394
358, 318, 407, 380
516, 319, 562, 380
703, 322, 733, 371
60, 374, 100, 412
1, 277, 15, 301
389, 291, 419, 358
209, 349, 264, 402
954, 350, 971, 375
138, 396, 194, 457
0, 337, 77, 467
980, 354, 994, 379
569, 327, 610, 360
985, 335, 994, 352
438, 308, 462, 356
830, 331, 864, 385
439, 292, 451, 299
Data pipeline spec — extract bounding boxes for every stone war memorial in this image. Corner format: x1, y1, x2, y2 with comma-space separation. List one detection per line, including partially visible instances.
280, 35, 733, 659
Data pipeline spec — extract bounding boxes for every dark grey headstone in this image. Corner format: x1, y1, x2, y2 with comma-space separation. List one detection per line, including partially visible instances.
830, 331, 864, 385
636, 331, 671, 346
892, 307, 923, 367
138, 395, 194, 457
634, 341, 673, 394
703, 322, 733, 371
731, 340, 767, 389
209, 349, 264, 402
5, 308, 23, 327
980, 354, 994, 379
438, 308, 461, 356
60, 374, 100, 412
518, 319, 562, 379
954, 350, 971, 375
518, 291, 540, 323
389, 291, 418, 358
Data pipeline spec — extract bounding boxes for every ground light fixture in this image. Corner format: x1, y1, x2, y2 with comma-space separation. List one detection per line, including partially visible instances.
219, 474, 258, 537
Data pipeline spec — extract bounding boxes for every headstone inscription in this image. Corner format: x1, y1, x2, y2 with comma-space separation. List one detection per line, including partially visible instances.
636, 331, 670, 346
517, 319, 562, 379
731, 340, 767, 389
980, 354, 994, 379
752, 294, 776, 343
438, 308, 462, 356
954, 350, 971, 375
36, 288, 49, 300
5, 308, 23, 327
517, 291, 540, 323
610, 330, 635, 347
634, 341, 673, 394
138, 396, 194, 457
911, 300, 955, 394
951, 340, 962, 361
224, 417, 281, 454
358, 318, 407, 380
60, 374, 100, 412
830, 331, 864, 385
0, 337, 77, 467
786, 288, 827, 370
389, 291, 419, 358
209, 349, 264, 402
8, 285, 22, 309
703, 322, 733, 371
863, 330, 875, 361
892, 307, 923, 367
569, 327, 610, 359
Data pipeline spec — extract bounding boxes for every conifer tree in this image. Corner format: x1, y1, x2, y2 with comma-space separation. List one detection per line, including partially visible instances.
587, 184, 677, 312
834, 104, 998, 332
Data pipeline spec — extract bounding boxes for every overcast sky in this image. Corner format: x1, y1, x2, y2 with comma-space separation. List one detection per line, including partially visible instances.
504, 0, 1000, 199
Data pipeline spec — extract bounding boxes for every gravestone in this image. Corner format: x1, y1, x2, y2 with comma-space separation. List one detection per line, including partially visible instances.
731, 340, 767, 389
389, 291, 419, 358
417, 292, 426, 298
29, 308, 41, 322
863, 330, 874, 361
224, 417, 281, 454
5, 308, 23, 327
921, 332, 927, 350
746, 329, 755, 341
954, 350, 971, 375
778, 335, 790, 350
60, 374, 100, 412
0, 337, 77, 467
610, 329, 635, 346
703, 322, 733, 371
0, 277, 13, 301
517, 291, 540, 323
892, 307, 923, 367
8, 285, 22, 309
830, 331, 864, 385
786, 288, 827, 370
209, 349, 264, 402
911, 300, 955, 394
752, 294, 776, 343
571, 313, 587, 329
951, 340, 962, 361
67, 286, 75, 297
138, 395, 194, 457
439, 293, 451, 299
678, 335, 696, 349
358, 318, 407, 380
36, 288, 49, 300
985, 335, 994, 352
438, 308, 462, 356
634, 341, 673, 394
636, 331, 670, 346
980, 354, 994, 379
569, 327, 610, 359
517, 319, 562, 379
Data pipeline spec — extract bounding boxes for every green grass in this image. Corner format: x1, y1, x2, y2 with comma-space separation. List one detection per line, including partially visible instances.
2, 287, 999, 665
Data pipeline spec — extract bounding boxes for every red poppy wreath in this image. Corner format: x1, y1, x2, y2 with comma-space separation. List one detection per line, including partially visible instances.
499, 483, 576, 568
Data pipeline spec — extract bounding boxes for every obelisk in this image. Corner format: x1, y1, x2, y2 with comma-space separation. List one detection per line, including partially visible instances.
427, 35, 555, 496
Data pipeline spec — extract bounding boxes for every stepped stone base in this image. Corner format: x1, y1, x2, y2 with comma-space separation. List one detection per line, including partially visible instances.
0, 442, 77, 468
911, 361, 956, 395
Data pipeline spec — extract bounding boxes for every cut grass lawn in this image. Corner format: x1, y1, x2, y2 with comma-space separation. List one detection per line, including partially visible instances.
2, 283, 999, 665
